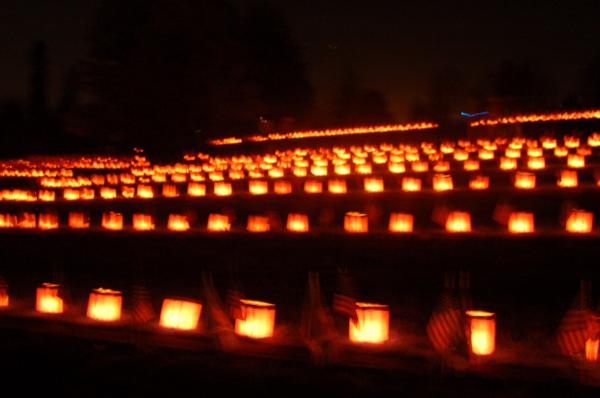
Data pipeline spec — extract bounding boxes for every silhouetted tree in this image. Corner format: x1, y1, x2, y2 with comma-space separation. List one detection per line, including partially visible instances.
65, 0, 312, 152
331, 67, 393, 126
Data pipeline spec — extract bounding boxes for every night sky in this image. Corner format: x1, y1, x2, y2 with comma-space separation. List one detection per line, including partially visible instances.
3, 0, 600, 119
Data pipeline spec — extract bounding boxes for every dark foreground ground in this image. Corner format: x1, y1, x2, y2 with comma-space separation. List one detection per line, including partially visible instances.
1, 231, 600, 396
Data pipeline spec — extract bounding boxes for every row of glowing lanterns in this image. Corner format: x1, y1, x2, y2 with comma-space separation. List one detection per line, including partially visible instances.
208, 122, 439, 146
0, 283, 497, 355
0, 168, 594, 204
0, 210, 594, 234
470, 109, 600, 127
0, 134, 595, 196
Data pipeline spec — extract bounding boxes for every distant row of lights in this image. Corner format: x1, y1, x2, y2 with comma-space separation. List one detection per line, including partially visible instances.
470, 109, 600, 127
0, 210, 594, 234
208, 122, 439, 146
0, 168, 594, 203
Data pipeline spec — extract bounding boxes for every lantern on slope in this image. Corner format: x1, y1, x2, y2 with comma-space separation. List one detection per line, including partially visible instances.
168, 214, 190, 231
247, 215, 270, 233
567, 154, 585, 169
445, 211, 471, 233
100, 187, 117, 200
388, 213, 414, 233
402, 177, 422, 192
433, 174, 453, 192
38, 213, 59, 230
274, 180, 292, 194
463, 159, 480, 171
304, 180, 323, 194
18, 212, 36, 229
207, 214, 230, 232
514, 172, 536, 189
411, 161, 429, 173
499, 157, 517, 171
557, 170, 578, 188
214, 182, 232, 196
566, 210, 593, 234
133, 214, 155, 231
162, 184, 179, 198
364, 177, 384, 192
527, 156, 545, 170
344, 212, 368, 233
586, 338, 600, 362
469, 175, 489, 190
159, 298, 202, 331
36, 283, 63, 314
466, 310, 496, 356
0, 280, 8, 307
136, 184, 154, 199
508, 212, 534, 234
87, 288, 122, 322
102, 211, 123, 231
328, 179, 347, 194
249, 180, 268, 195
349, 302, 389, 344
287, 213, 309, 232
187, 182, 206, 197
234, 299, 276, 339
68, 212, 89, 229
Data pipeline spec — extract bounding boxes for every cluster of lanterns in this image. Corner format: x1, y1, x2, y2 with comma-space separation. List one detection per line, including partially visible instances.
1, 282, 501, 357
470, 109, 600, 127
0, 209, 594, 234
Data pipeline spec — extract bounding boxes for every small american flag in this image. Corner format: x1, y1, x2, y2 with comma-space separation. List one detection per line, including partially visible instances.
557, 308, 596, 357
427, 275, 464, 354
131, 284, 155, 323
227, 288, 244, 320
333, 269, 357, 322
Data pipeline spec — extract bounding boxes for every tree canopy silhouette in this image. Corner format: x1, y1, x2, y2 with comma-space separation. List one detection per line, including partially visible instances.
65, 0, 312, 152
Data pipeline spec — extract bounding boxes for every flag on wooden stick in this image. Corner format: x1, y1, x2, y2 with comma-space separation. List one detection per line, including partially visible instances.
557, 280, 597, 357
333, 268, 357, 322
131, 283, 155, 323
427, 272, 464, 354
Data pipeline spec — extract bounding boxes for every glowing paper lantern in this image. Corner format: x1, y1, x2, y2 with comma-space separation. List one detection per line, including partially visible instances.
249, 180, 268, 195
388, 162, 406, 174
499, 157, 517, 171
508, 212, 534, 234
274, 180, 292, 194
68, 212, 89, 229
162, 184, 179, 198
328, 179, 347, 194
433, 161, 450, 172
136, 184, 154, 199
463, 159, 480, 171
36, 283, 63, 314
566, 210, 593, 234
335, 163, 351, 175
102, 211, 123, 231
87, 288, 122, 322
214, 182, 232, 196
445, 211, 471, 233
411, 161, 429, 173
554, 146, 568, 157
38, 213, 59, 230
100, 187, 117, 200
364, 177, 384, 192
38, 189, 55, 202
349, 303, 389, 344
187, 182, 206, 197
388, 213, 413, 233
469, 175, 489, 190
234, 299, 276, 339
527, 156, 545, 170
287, 213, 309, 232
159, 298, 202, 331
133, 214, 155, 231
466, 310, 496, 356
586, 338, 599, 362
168, 214, 190, 231
304, 180, 323, 194
344, 212, 368, 233
18, 213, 36, 229
207, 214, 230, 232
0, 282, 8, 307
567, 154, 585, 169
63, 188, 80, 201
402, 177, 422, 192
514, 172, 536, 189
80, 188, 95, 200
557, 170, 578, 188
433, 174, 453, 192
247, 215, 270, 232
